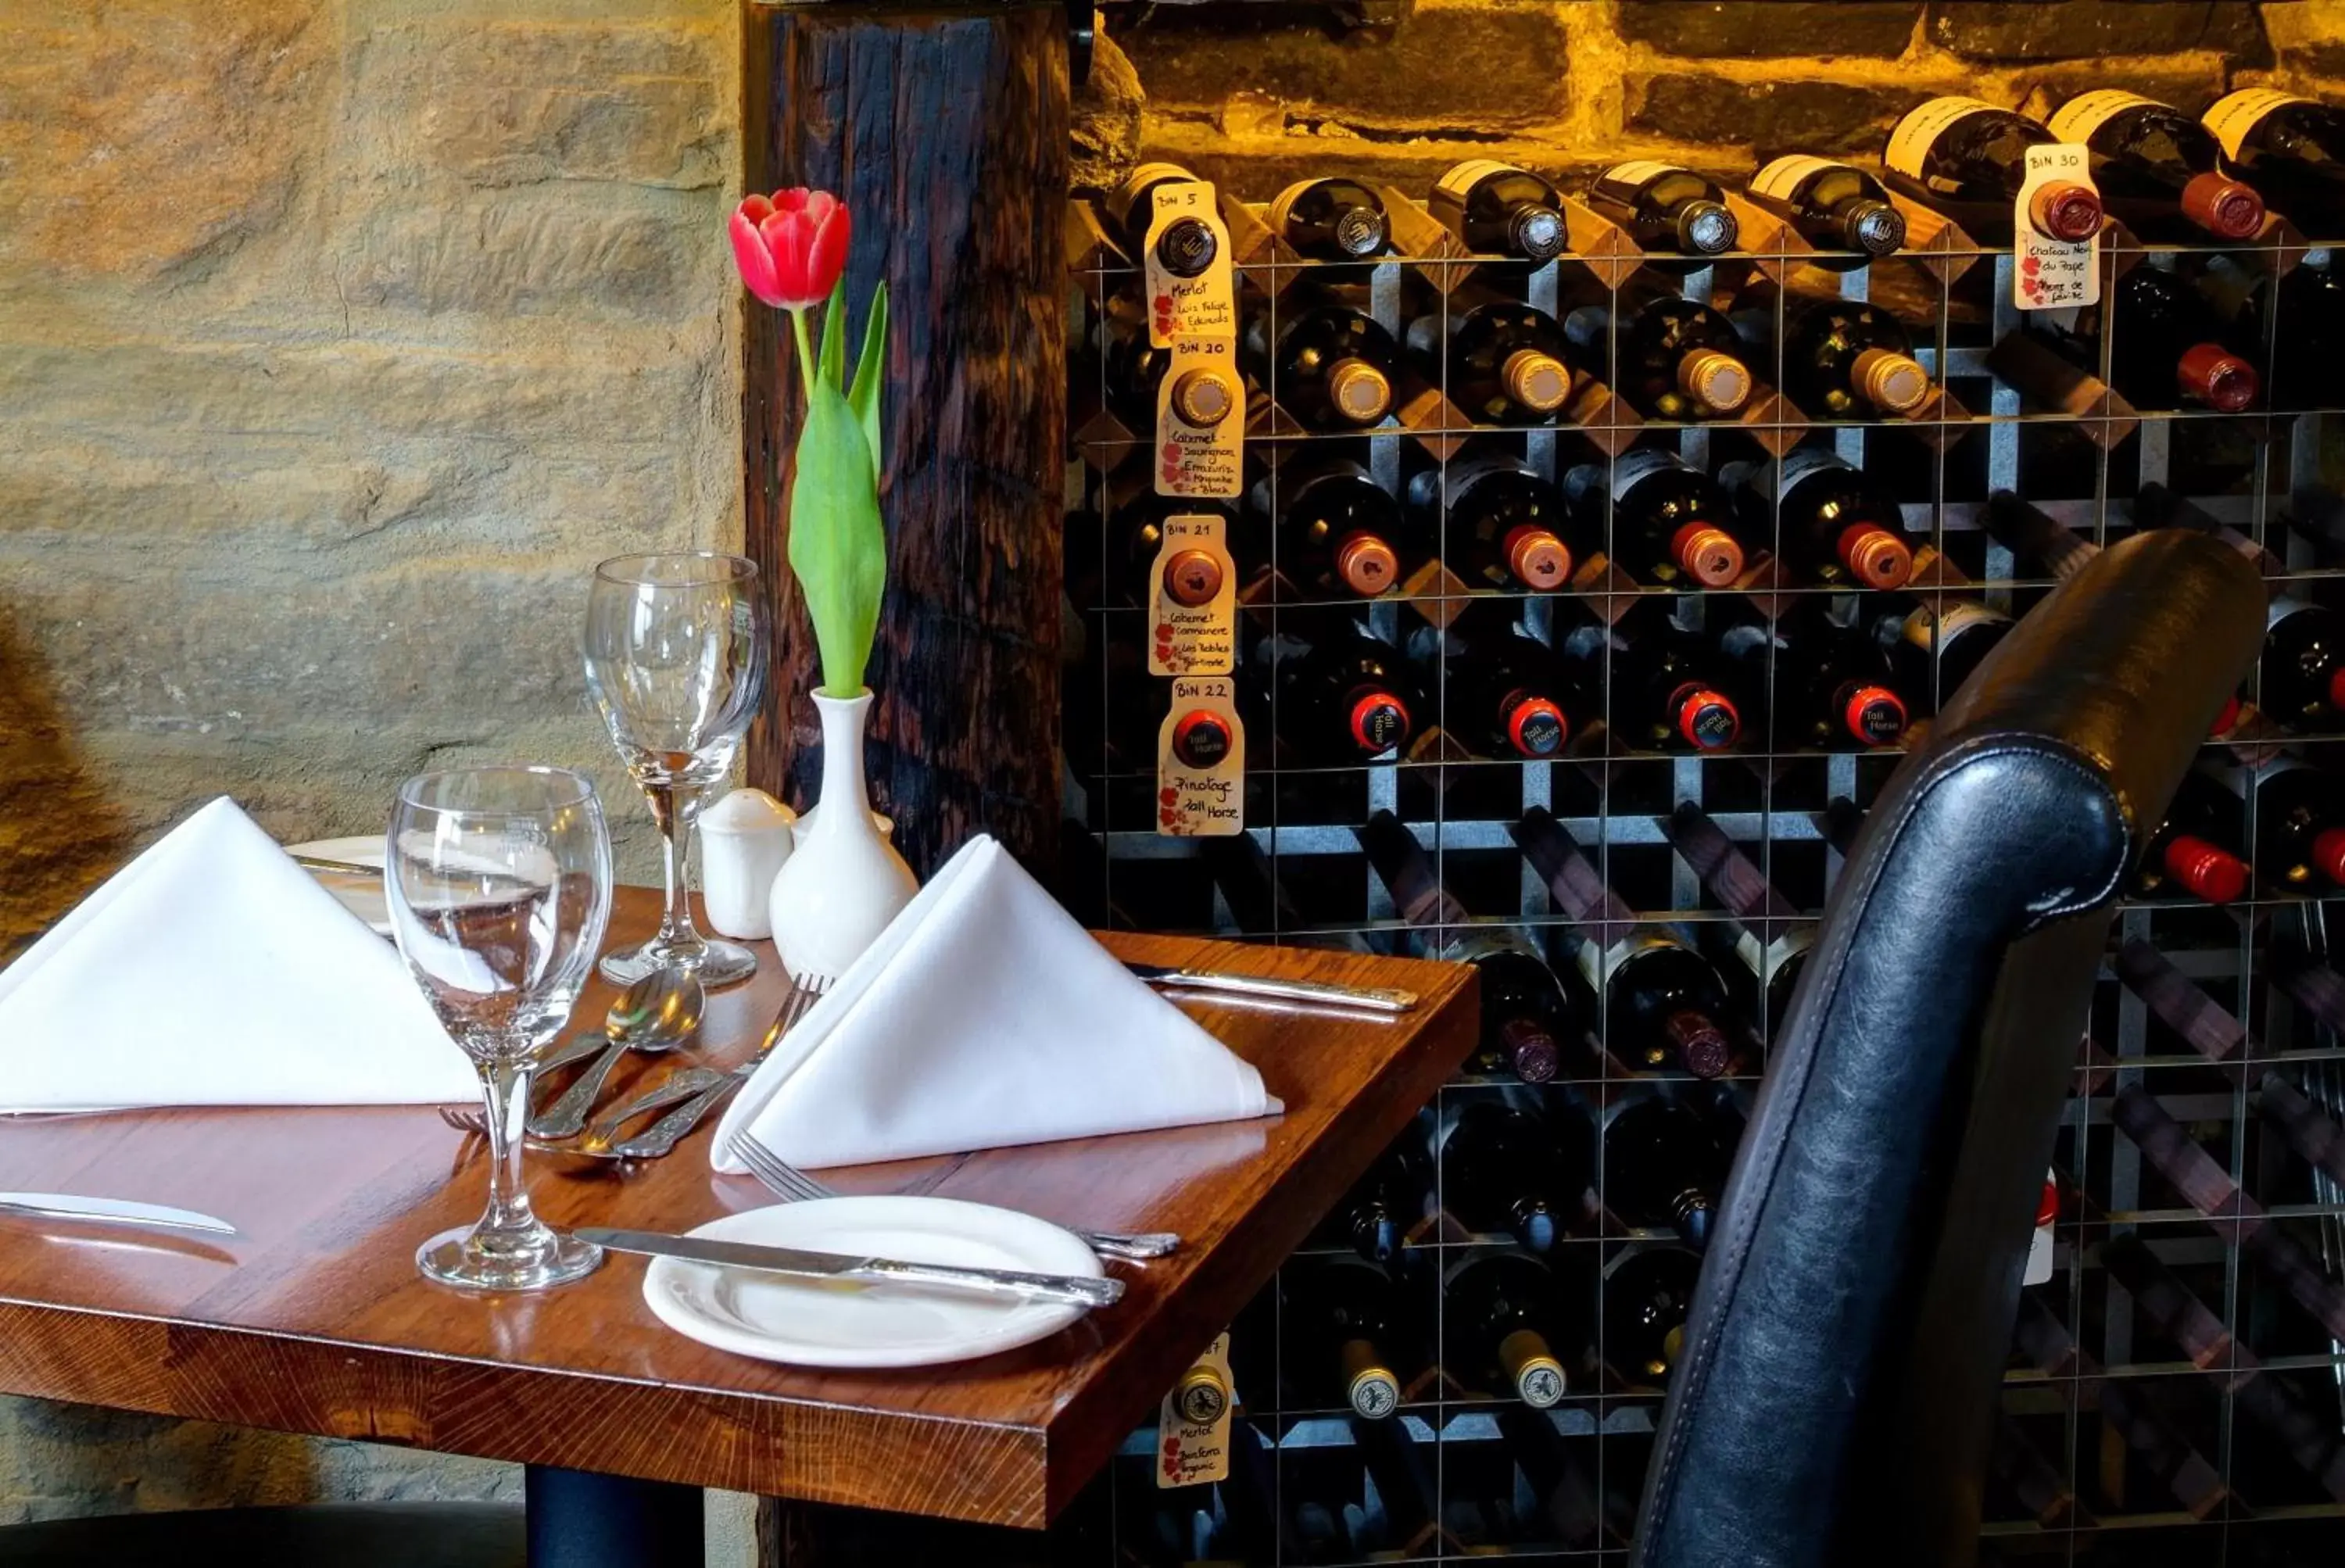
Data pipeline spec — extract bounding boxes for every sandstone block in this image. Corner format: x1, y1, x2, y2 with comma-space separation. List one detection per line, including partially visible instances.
1631, 74, 1932, 158
1926, 1, 2271, 64
342, 189, 710, 319
1619, 2, 1921, 59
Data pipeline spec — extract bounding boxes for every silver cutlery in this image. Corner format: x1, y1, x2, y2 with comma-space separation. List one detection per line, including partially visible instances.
0, 1192, 238, 1237
292, 853, 382, 878
1123, 961, 1418, 1015
576, 1226, 1125, 1308
528, 968, 705, 1139
729, 1130, 1181, 1262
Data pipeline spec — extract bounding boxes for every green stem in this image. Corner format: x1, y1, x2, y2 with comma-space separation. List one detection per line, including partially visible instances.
788, 306, 817, 394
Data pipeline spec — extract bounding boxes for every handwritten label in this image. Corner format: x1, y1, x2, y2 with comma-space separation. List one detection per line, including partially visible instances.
1154, 336, 1244, 499
2014, 144, 2100, 312
1157, 1334, 1236, 1487
1145, 182, 1236, 349
1147, 514, 1237, 676
1156, 678, 1245, 839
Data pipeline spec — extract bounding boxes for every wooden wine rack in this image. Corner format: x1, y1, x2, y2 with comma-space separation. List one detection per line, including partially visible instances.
1062, 180, 2345, 1566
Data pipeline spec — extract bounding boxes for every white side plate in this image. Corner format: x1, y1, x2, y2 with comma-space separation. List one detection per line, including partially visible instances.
285, 836, 390, 935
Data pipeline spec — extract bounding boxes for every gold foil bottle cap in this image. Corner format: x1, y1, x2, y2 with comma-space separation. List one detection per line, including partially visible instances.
1499, 1328, 1567, 1409
1327, 357, 1393, 424
1175, 1364, 1230, 1426
1853, 348, 1930, 414
1340, 1340, 1401, 1420
1169, 368, 1236, 428
1677, 349, 1752, 414
1502, 349, 1572, 415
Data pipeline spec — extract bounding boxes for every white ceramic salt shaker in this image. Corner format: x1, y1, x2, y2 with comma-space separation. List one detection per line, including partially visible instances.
697, 788, 797, 940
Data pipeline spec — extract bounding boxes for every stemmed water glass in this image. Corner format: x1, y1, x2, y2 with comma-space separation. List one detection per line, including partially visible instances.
385, 765, 613, 1291
582, 552, 768, 988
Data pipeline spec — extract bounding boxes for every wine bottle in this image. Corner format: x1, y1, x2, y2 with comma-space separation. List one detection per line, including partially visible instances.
1315, 1133, 1435, 1264
1564, 297, 1754, 421
2203, 89, 2345, 237
2057, 265, 2258, 413
1882, 97, 2105, 244
1100, 320, 1243, 435
1745, 154, 1907, 261
1250, 454, 1411, 599
2231, 256, 2345, 413
1103, 492, 1234, 610
1406, 295, 1577, 427
2227, 757, 2345, 892
1771, 299, 1934, 419
1716, 601, 1912, 752
1257, 618, 1423, 764
1563, 450, 1753, 589
1407, 618, 1584, 763
1718, 449, 1918, 591
1403, 451, 1578, 592
1563, 614, 1741, 755
1575, 930, 1736, 1078
1701, 915, 1817, 1043
1436, 929, 1586, 1079
1868, 595, 2014, 711
1268, 177, 1391, 262
2046, 91, 2266, 242
1437, 1096, 1592, 1252
1108, 160, 1220, 277
2136, 770, 2250, 905
1603, 1094, 1732, 1248
1286, 1256, 1411, 1419
2262, 596, 2345, 733
1585, 160, 1738, 261
1440, 1249, 1581, 1407
1243, 293, 1398, 431
1430, 159, 1570, 262
1603, 1244, 1703, 1386
1355, 808, 1469, 929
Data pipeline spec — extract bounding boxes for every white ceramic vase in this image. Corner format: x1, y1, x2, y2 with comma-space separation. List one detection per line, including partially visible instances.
766, 689, 918, 982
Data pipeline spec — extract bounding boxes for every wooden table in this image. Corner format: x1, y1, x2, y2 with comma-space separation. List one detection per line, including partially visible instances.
0, 889, 1473, 1541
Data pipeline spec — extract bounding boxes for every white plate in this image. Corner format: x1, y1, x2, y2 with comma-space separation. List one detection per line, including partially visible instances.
285, 836, 389, 935
639, 1197, 1103, 1368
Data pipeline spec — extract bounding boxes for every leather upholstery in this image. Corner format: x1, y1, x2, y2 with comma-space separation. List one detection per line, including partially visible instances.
1631, 529, 2266, 1568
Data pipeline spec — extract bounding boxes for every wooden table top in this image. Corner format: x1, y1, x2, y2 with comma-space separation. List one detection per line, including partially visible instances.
0, 887, 1474, 1528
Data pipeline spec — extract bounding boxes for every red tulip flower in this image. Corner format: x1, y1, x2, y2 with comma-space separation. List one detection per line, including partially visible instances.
730, 188, 851, 313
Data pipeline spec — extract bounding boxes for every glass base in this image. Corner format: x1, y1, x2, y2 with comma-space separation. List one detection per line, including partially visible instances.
598, 934, 759, 990
417, 1222, 603, 1293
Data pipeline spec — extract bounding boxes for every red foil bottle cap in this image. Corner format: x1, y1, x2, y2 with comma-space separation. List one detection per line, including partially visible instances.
1842, 684, 1909, 746
1670, 523, 1745, 587
2028, 180, 2104, 242
1169, 710, 1233, 769
1334, 532, 1400, 596
1673, 686, 1741, 750
2177, 342, 2258, 412
1161, 548, 1224, 607
2035, 1177, 2060, 1230
2316, 827, 2345, 887
2210, 693, 2241, 736
1348, 689, 1410, 756
1665, 1011, 1731, 1079
2328, 666, 2345, 713
1504, 525, 1572, 590
2181, 170, 2267, 240
2163, 834, 2249, 904
1504, 694, 1568, 757
1837, 523, 1915, 590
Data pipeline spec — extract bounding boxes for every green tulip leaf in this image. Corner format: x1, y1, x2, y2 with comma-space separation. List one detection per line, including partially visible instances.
848, 282, 888, 471
818, 276, 849, 391
788, 373, 886, 699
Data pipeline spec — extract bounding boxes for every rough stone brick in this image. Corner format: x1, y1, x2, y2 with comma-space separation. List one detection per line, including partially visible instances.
1073, 27, 1145, 195
1117, 3, 1568, 130
1630, 73, 1935, 158
1927, 1, 2272, 64
1618, 2, 1921, 59
342, 190, 707, 318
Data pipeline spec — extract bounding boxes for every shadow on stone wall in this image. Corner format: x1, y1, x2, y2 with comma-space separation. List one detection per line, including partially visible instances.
0, 607, 131, 966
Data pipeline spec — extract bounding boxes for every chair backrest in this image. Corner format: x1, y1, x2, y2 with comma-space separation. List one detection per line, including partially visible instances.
1630, 528, 2268, 1568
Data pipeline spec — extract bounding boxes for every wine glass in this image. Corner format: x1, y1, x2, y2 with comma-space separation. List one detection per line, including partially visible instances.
582, 552, 768, 988
386, 765, 613, 1291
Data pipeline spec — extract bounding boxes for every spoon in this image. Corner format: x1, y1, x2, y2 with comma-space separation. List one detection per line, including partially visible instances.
527, 968, 705, 1139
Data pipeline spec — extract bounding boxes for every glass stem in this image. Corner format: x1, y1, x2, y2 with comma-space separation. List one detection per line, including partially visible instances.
649, 779, 704, 948
478, 1055, 539, 1239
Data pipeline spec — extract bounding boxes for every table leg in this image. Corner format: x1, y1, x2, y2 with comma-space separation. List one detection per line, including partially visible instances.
526, 1465, 704, 1567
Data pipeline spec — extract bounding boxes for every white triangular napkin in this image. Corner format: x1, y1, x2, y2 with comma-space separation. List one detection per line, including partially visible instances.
0, 797, 478, 1110
713, 835, 1275, 1171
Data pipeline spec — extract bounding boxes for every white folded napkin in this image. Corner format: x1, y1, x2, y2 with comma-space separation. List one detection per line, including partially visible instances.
712, 834, 1277, 1171
0, 797, 478, 1111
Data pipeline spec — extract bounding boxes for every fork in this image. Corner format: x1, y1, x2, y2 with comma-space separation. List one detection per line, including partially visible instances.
728, 1129, 1181, 1262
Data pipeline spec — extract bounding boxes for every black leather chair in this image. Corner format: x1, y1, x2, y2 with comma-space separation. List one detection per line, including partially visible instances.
1631, 529, 2268, 1566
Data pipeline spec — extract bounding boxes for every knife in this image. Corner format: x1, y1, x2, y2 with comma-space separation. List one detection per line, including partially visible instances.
1124, 961, 1419, 1015
0, 1193, 239, 1237
576, 1228, 1124, 1309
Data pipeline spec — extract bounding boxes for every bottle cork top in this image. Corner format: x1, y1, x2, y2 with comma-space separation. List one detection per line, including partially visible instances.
1499, 1329, 1567, 1409
1170, 710, 1234, 770
1334, 532, 1400, 596
1853, 348, 1931, 415
1162, 547, 1224, 607
1677, 349, 1752, 414
2028, 180, 2104, 243
2181, 171, 2265, 241
1169, 368, 1237, 428
1846, 200, 1907, 257
2177, 342, 2258, 412
1842, 683, 1910, 747
2163, 835, 2248, 904
1513, 206, 1568, 262
1503, 525, 1572, 590
1502, 349, 1573, 415
1670, 523, 1746, 588
1677, 199, 1737, 256
1328, 358, 1393, 424
1838, 522, 1916, 590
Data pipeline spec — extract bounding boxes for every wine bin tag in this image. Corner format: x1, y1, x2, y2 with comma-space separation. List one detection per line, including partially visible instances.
1155, 676, 1244, 838
1154, 335, 1244, 499
2012, 144, 2099, 312
1146, 182, 1236, 349
1147, 513, 1237, 676
1157, 1334, 1235, 1486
